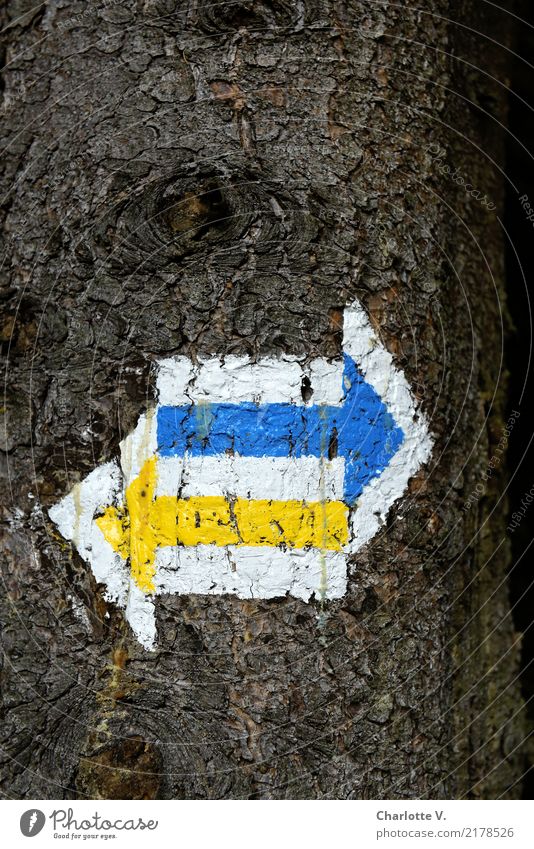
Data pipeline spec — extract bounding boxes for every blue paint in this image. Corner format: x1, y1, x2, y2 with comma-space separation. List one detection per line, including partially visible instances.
157, 354, 404, 505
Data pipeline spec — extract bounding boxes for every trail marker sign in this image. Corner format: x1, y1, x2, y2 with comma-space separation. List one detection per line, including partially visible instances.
50, 303, 432, 649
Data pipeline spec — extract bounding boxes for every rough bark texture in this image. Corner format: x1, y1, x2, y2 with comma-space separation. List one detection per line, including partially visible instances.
0, 0, 527, 799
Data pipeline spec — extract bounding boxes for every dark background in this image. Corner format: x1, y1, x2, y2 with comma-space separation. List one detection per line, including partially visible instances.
505, 0, 534, 800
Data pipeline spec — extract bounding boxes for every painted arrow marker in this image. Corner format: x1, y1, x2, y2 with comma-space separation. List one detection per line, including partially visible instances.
49, 303, 432, 649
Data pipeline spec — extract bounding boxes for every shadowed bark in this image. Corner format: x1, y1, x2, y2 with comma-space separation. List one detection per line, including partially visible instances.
0, 0, 527, 799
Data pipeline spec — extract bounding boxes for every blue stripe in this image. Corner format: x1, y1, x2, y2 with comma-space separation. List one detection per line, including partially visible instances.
156, 354, 403, 504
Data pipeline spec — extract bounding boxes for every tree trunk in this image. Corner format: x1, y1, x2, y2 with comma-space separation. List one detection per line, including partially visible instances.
0, 0, 527, 799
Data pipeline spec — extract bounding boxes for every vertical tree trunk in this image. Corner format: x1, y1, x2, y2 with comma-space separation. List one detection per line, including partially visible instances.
1, 0, 526, 799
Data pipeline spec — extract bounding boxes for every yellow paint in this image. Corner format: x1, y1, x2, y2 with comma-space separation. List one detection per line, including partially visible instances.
96, 459, 349, 595
97, 456, 160, 593
233, 499, 347, 548
98, 505, 130, 559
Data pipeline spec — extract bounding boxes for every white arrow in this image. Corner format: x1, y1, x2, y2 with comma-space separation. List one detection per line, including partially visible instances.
49, 302, 432, 649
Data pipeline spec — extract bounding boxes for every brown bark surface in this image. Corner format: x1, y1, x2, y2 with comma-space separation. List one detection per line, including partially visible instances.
0, 0, 527, 799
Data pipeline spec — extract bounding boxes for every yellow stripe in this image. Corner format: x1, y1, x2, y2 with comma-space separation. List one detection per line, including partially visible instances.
96, 459, 349, 594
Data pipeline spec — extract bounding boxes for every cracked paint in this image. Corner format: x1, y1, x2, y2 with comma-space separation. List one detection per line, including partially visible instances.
49, 302, 433, 649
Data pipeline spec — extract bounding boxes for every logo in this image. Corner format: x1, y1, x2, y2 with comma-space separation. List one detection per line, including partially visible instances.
49, 301, 432, 649
20, 810, 46, 837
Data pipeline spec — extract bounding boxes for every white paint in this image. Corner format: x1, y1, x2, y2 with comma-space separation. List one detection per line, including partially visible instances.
154, 455, 345, 502
124, 579, 157, 651
155, 546, 347, 602
67, 594, 92, 631
48, 301, 433, 650
120, 409, 157, 488
157, 354, 345, 407
342, 308, 433, 548
307, 358, 346, 405
49, 461, 129, 606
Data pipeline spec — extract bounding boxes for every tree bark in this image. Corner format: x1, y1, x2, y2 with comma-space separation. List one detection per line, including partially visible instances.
0, 0, 527, 799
